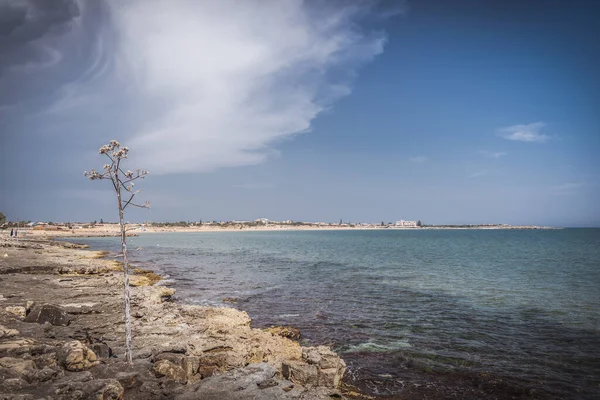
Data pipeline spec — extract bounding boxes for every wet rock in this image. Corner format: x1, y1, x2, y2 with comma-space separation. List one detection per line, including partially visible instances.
54, 378, 124, 399
25, 304, 70, 326
221, 297, 238, 304
264, 326, 301, 340
57, 341, 99, 371
5, 306, 26, 318
153, 359, 188, 384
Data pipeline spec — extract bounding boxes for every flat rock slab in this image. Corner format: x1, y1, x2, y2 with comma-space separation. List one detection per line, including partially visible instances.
175, 363, 342, 400
25, 304, 71, 326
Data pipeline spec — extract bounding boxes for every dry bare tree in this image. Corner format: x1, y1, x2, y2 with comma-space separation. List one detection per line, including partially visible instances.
84, 140, 148, 363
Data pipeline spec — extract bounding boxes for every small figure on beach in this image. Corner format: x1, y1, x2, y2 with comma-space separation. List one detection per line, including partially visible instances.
10, 228, 13, 238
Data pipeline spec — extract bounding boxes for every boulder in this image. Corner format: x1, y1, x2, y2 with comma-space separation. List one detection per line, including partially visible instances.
24, 304, 70, 326
282, 346, 346, 388
90, 343, 112, 359
57, 341, 99, 371
302, 346, 342, 370
281, 361, 318, 386
155, 353, 199, 380
153, 359, 188, 384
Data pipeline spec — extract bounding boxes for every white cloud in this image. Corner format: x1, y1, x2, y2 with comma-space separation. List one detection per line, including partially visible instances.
41, 0, 389, 175
408, 156, 428, 163
498, 122, 549, 142
479, 150, 507, 159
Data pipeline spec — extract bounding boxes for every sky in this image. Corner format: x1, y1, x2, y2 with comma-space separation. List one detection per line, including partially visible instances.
1, 0, 599, 227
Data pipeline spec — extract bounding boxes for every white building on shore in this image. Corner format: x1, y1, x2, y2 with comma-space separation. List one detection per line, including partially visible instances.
394, 219, 418, 227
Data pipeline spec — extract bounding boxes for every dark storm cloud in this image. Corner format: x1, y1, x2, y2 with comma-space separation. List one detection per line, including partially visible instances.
0, 0, 80, 72
0, 0, 112, 110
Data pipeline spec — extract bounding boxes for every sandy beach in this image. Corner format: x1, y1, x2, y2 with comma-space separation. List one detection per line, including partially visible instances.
0, 235, 349, 399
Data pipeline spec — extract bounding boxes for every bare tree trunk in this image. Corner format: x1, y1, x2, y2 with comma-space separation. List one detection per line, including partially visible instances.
117, 189, 133, 364
86, 141, 147, 364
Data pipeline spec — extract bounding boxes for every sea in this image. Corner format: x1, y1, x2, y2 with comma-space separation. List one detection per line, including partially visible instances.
71, 229, 600, 399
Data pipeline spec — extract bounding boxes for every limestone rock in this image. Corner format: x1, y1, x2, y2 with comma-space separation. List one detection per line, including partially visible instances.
24, 304, 70, 326
0, 357, 37, 382
57, 341, 99, 371
159, 287, 176, 300
282, 346, 346, 388
155, 353, 199, 380
0, 325, 19, 338
54, 378, 124, 400
198, 365, 219, 378
303, 346, 340, 369
153, 359, 188, 384
264, 326, 301, 340
25, 301, 35, 314
32, 365, 63, 382
174, 362, 341, 400
5, 306, 26, 318
281, 361, 318, 386
1, 377, 30, 392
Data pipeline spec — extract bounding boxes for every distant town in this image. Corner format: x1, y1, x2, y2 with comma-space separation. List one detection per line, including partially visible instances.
1, 216, 554, 232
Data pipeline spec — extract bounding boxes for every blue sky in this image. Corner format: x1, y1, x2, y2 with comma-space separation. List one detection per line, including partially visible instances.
1, 0, 599, 227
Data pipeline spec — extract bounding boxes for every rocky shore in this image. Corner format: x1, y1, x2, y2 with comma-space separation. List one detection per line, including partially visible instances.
0, 237, 348, 399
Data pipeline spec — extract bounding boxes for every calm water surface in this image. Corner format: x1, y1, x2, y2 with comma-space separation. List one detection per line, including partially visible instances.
75, 229, 600, 399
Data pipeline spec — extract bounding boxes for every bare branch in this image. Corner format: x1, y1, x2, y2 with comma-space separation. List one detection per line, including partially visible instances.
122, 193, 136, 210
126, 202, 150, 209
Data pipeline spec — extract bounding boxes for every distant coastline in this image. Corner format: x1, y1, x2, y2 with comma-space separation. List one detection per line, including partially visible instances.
7, 221, 560, 238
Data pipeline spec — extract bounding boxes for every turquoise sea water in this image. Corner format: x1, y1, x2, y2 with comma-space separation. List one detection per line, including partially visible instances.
74, 229, 600, 398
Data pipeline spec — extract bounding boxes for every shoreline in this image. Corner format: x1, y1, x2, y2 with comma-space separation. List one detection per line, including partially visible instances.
0, 236, 350, 399
13, 223, 560, 239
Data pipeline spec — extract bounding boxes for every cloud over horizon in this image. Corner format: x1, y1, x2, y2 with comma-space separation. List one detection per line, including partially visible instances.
1, 0, 390, 175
